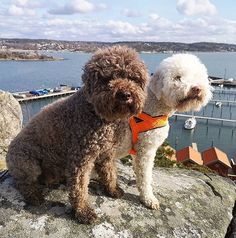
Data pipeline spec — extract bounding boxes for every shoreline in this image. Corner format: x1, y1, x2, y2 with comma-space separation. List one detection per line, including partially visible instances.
0, 57, 64, 61
2, 48, 236, 54
0, 49, 64, 61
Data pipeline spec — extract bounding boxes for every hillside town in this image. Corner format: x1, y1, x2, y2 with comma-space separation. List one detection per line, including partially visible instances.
1, 38, 236, 53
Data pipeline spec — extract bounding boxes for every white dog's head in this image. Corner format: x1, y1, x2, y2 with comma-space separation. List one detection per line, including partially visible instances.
149, 54, 212, 112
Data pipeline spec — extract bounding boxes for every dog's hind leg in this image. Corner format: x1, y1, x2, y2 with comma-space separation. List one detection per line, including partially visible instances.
132, 147, 160, 210
7, 157, 44, 205
15, 180, 44, 205
95, 152, 124, 198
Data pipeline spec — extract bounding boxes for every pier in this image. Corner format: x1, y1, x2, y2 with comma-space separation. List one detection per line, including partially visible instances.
213, 89, 236, 94
173, 113, 236, 123
15, 90, 77, 103
210, 99, 236, 104
210, 81, 236, 87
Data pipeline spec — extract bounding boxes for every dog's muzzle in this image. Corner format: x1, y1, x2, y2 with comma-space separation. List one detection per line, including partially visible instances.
116, 91, 133, 104
190, 86, 201, 98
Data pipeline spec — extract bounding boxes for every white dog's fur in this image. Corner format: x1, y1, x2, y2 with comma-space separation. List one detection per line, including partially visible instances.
114, 54, 212, 209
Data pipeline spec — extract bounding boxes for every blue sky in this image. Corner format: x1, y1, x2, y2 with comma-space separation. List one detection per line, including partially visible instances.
0, 0, 236, 43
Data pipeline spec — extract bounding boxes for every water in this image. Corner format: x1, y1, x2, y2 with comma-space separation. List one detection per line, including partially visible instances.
1, 51, 236, 92
1, 51, 236, 160
0, 51, 91, 92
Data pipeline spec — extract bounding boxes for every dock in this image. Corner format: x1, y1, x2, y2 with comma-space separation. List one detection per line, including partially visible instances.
213, 89, 236, 94
210, 99, 236, 104
209, 76, 236, 87
173, 113, 236, 123
211, 81, 236, 87
15, 89, 77, 103
13, 84, 236, 105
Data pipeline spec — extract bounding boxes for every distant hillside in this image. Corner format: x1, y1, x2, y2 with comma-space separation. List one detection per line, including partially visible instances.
0, 38, 236, 52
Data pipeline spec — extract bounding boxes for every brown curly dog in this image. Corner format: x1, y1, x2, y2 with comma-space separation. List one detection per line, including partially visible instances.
6, 46, 148, 224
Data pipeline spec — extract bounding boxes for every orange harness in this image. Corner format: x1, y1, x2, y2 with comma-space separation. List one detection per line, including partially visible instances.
129, 112, 168, 155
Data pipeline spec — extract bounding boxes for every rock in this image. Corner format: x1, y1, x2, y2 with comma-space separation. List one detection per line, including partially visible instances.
225, 200, 236, 238
0, 90, 22, 170
0, 163, 235, 238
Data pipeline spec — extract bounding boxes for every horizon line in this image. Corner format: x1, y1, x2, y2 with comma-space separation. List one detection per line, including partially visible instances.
1, 37, 236, 46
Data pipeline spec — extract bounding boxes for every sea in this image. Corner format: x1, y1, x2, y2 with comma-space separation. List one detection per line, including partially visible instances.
0, 51, 236, 160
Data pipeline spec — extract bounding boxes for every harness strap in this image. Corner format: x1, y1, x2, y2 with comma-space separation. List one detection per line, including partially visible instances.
129, 112, 168, 155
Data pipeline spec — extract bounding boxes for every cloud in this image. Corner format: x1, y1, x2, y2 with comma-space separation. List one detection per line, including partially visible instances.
14, 0, 42, 9
6, 0, 43, 16
1, 3, 236, 44
15, 0, 29, 7
106, 20, 145, 36
8, 4, 35, 16
148, 14, 172, 28
97, 3, 107, 10
8, 4, 23, 16
48, 0, 106, 15
121, 8, 142, 18
176, 0, 217, 16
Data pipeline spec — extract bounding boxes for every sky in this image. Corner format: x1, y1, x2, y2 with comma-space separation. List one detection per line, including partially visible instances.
0, 0, 236, 43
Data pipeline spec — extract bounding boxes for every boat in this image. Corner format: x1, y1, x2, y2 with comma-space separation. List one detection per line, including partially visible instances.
184, 117, 197, 130
215, 101, 222, 107
12, 93, 26, 99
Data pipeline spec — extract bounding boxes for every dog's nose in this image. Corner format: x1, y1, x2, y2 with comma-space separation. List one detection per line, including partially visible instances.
191, 86, 201, 96
116, 91, 132, 102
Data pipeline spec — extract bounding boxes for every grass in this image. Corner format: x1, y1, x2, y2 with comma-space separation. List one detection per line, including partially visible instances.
120, 156, 132, 166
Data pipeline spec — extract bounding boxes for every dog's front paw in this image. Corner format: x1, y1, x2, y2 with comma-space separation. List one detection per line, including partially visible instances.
75, 206, 98, 224
105, 186, 124, 198
140, 196, 160, 210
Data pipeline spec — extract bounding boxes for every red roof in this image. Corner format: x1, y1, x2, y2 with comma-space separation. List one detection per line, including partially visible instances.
176, 146, 203, 165
202, 147, 231, 168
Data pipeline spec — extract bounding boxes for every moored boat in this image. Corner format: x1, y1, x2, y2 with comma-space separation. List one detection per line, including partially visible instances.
184, 117, 197, 130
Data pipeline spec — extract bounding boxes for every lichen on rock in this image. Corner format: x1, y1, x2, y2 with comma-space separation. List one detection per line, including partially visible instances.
0, 162, 235, 238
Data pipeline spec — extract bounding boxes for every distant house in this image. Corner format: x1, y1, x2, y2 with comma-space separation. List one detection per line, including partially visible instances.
202, 147, 231, 177
229, 159, 236, 181
230, 159, 236, 174
176, 146, 203, 166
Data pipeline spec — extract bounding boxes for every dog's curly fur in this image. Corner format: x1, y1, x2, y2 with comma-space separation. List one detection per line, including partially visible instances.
6, 46, 148, 224
114, 54, 212, 209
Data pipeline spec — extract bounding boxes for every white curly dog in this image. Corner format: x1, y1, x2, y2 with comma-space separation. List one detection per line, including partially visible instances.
114, 53, 212, 209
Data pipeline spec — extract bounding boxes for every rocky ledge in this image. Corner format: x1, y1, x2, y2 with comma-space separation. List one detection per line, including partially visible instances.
0, 163, 235, 238
0, 90, 22, 170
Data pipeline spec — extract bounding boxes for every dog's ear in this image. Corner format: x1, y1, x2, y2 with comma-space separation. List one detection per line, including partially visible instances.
82, 61, 98, 99
148, 70, 163, 100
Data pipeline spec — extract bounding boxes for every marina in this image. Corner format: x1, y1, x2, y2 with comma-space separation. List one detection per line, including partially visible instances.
14, 89, 78, 102
209, 79, 236, 87
1, 51, 236, 162
16, 86, 236, 162
174, 113, 236, 123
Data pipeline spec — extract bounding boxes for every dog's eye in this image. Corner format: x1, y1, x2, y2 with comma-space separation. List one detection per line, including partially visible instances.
132, 78, 145, 89
174, 75, 181, 81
